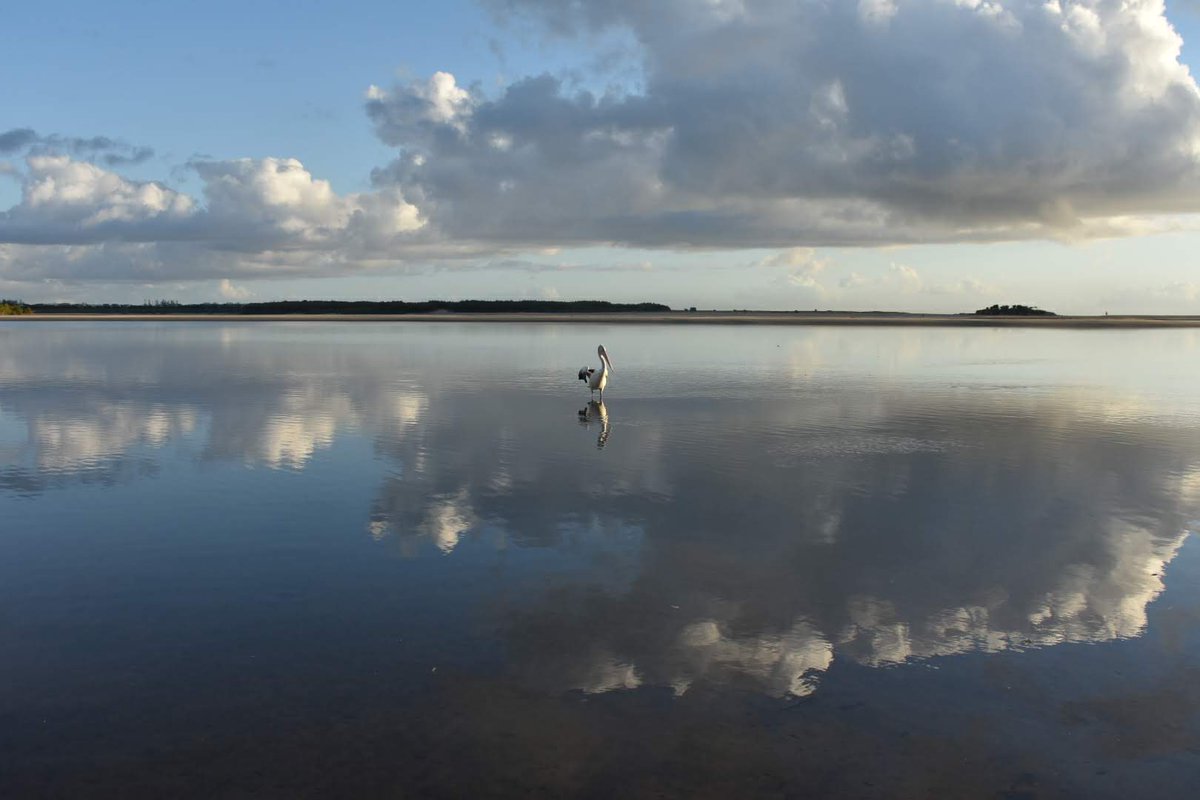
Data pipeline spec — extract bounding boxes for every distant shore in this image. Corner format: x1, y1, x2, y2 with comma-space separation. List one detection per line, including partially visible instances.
7, 311, 1200, 327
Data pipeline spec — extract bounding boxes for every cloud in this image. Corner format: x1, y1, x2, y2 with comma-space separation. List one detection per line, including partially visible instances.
888, 262, 922, 290
840, 272, 868, 289
833, 262, 924, 293
366, 71, 476, 141
7, 1, 1200, 286
218, 278, 251, 300
0, 128, 38, 154
859, 0, 899, 27
422, 254, 657, 273
0, 127, 155, 166
0, 155, 196, 245
758, 247, 830, 288
359, 0, 1200, 247
0, 155, 427, 280
191, 156, 424, 248
923, 275, 995, 296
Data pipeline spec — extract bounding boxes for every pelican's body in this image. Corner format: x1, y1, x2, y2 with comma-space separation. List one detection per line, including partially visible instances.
578, 345, 614, 400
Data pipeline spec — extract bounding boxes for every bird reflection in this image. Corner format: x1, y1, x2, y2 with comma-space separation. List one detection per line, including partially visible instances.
578, 400, 611, 449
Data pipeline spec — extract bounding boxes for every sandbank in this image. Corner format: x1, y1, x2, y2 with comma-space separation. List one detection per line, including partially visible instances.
6, 311, 1200, 327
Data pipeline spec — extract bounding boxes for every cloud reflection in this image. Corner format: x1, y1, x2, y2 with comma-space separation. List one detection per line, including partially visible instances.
425, 391, 1200, 698
0, 328, 430, 480
31, 403, 198, 471
2, 324, 1198, 702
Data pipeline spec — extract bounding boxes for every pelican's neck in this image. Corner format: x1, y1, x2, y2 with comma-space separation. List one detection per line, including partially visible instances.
596, 353, 608, 377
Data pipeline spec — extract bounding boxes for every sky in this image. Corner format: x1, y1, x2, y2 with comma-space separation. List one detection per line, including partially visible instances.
4, 0, 1200, 313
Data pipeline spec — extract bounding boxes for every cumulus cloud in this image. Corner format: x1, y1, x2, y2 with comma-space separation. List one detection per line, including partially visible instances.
360, 0, 1200, 247
759, 247, 830, 288
0, 155, 426, 279
218, 278, 251, 300
0, 155, 196, 244
192, 157, 424, 248
888, 262, 922, 290
7, 1, 1200, 285
366, 71, 476, 141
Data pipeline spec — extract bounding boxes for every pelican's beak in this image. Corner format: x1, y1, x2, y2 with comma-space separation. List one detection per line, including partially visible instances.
602, 349, 614, 372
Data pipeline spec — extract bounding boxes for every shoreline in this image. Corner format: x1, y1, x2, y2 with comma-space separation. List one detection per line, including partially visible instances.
4, 311, 1200, 328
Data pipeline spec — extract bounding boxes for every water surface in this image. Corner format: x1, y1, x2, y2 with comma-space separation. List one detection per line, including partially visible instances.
2, 321, 1200, 798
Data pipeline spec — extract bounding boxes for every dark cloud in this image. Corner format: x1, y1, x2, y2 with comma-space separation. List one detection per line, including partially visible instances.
103, 146, 155, 167
0, 128, 155, 165
0, 128, 38, 154
362, 0, 1200, 247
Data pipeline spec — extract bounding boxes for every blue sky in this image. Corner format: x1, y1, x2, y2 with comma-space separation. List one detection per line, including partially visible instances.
4, 0, 1200, 313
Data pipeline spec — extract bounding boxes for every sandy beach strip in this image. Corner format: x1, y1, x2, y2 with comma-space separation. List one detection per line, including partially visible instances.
5, 312, 1200, 328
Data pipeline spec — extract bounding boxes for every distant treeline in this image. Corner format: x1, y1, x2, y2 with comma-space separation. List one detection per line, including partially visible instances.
974, 304, 1055, 317
26, 299, 672, 315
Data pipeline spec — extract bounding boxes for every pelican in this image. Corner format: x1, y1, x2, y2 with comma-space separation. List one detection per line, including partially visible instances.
578, 345, 614, 400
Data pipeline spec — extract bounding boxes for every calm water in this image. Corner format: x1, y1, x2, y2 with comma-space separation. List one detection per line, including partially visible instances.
3, 321, 1200, 798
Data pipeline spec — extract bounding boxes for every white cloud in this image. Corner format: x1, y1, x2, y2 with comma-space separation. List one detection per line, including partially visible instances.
759, 247, 831, 288
858, 0, 898, 27
218, 278, 251, 300
840, 271, 868, 289
829, 261, 923, 294
366, 72, 476, 143
4, 155, 194, 242
196, 157, 354, 239
888, 262, 922, 290
194, 157, 425, 247
0, 155, 426, 280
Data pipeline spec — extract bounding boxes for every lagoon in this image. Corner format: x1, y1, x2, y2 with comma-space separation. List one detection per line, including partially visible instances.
2, 321, 1200, 797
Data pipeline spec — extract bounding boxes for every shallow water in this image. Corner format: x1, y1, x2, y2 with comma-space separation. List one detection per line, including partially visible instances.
2, 321, 1200, 798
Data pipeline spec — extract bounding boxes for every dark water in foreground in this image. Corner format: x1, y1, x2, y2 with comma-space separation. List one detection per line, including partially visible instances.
2, 321, 1200, 798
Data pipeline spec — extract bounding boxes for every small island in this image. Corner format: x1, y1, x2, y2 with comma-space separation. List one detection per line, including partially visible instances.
974, 304, 1055, 316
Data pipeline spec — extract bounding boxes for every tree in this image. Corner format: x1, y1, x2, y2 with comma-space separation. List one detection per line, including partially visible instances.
974, 304, 1054, 317
0, 299, 32, 315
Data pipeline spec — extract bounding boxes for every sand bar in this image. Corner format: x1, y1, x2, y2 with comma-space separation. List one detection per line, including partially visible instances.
6, 311, 1200, 328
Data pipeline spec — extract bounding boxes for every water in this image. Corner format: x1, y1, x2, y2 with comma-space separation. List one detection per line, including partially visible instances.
2, 321, 1200, 798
